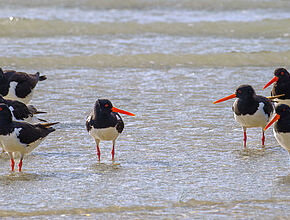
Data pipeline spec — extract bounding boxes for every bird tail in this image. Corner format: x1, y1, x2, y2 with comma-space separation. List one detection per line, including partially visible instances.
37, 118, 47, 122
39, 75, 47, 81
35, 111, 47, 114
35, 72, 47, 81
27, 105, 47, 114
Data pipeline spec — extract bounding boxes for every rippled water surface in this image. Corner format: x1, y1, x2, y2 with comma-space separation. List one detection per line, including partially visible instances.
0, 0, 290, 219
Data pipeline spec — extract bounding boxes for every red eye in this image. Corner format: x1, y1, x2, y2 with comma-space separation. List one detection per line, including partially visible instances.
0, 107, 2, 111
105, 104, 109, 107
281, 72, 284, 75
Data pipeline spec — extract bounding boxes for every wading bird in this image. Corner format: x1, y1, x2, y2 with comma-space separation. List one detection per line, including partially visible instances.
0, 103, 57, 172
86, 99, 135, 161
213, 85, 273, 148
0, 68, 46, 104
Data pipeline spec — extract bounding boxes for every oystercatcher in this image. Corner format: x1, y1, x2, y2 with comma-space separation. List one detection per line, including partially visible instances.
213, 85, 273, 148
264, 104, 290, 154
0, 103, 57, 172
0, 95, 46, 124
263, 68, 290, 106
0, 68, 46, 104
86, 99, 135, 161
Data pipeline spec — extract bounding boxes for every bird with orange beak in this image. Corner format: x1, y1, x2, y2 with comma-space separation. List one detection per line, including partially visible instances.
264, 104, 290, 155
263, 68, 290, 106
86, 99, 135, 161
213, 85, 273, 148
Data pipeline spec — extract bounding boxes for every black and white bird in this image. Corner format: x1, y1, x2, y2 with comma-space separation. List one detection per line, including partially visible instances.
264, 104, 290, 155
0, 95, 46, 124
213, 85, 274, 148
86, 99, 135, 161
263, 68, 290, 106
0, 103, 57, 172
0, 68, 46, 104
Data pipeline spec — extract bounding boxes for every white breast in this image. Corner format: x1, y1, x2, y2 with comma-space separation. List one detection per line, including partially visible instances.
0, 128, 45, 155
0, 128, 26, 154
273, 129, 290, 154
234, 102, 271, 128
89, 126, 119, 141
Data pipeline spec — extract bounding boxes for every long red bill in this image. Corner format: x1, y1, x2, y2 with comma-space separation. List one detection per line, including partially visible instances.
213, 94, 236, 104
263, 76, 278, 90
112, 107, 135, 116
264, 114, 280, 131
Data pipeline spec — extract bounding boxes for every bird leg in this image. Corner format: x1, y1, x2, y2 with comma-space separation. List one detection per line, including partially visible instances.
18, 155, 23, 172
243, 127, 247, 149
111, 140, 115, 161
261, 129, 265, 148
95, 139, 101, 161
8, 152, 15, 172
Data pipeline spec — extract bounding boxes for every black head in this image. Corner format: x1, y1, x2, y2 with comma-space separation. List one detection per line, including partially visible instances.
0, 103, 12, 123
235, 85, 256, 99
274, 68, 290, 80
95, 99, 113, 114
275, 104, 290, 118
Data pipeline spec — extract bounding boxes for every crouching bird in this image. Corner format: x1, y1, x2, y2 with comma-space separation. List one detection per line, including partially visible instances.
0, 68, 46, 104
0, 95, 46, 124
0, 103, 58, 172
86, 99, 135, 161
264, 104, 290, 155
213, 85, 274, 148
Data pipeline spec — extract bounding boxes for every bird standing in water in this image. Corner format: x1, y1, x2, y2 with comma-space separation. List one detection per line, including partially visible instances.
213, 85, 273, 148
0, 95, 46, 124
86, 99, 135, 161
0, 103, 57, 172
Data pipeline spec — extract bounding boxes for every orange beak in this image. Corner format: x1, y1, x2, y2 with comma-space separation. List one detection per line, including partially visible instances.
264, 114, 280, 131
213, 94, 236, 104
112, 107, 135, 116
263, 76, 278, 90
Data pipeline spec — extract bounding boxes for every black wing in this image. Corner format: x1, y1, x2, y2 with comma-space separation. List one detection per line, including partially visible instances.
6, 99, 32, 120
16, 122, 55, 145
255, 95, 274, 118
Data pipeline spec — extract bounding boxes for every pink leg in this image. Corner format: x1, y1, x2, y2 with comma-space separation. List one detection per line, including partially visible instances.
95, 139, 101, 161
8, 152, 14, 172
262, 129, 265, 148
111, 141, 115, 161
18, 158, 23, 172
11, 159, 15, 172
243, 127, 247, 149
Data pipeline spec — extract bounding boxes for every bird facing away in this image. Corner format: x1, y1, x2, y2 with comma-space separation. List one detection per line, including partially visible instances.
213, 85, 273, 148
0, 95, 46, 124
264, 104, 290, 155
263, 68, 290, 106
0, 103, 57, 172
86, 99, 135, 161
0, 68, 46, 104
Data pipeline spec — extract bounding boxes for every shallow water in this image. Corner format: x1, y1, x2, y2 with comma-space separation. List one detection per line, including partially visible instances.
0, 0, 290, 219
